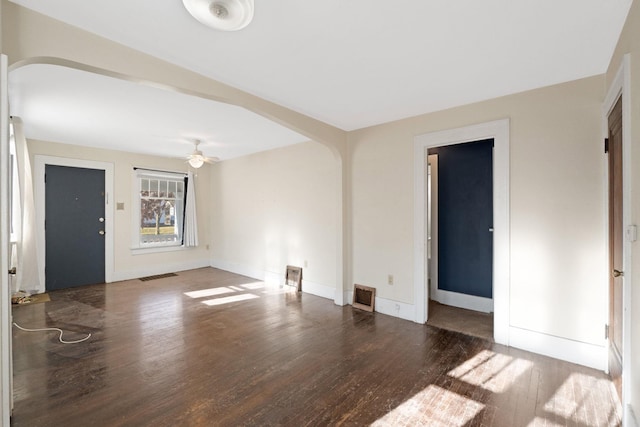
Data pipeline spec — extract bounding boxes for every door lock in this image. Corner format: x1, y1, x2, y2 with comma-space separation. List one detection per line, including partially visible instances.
99, 217, 105, 223
613, 269, 624, 278
98, 230, 105, 236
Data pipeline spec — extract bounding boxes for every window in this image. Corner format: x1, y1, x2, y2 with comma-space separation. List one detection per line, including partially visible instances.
135, 170, 186, 248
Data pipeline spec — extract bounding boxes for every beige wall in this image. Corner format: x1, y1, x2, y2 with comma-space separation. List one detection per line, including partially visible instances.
606, 0, 640, 420
210, 141, 337, 294
350, 75, 607, 345
28, 139, 212, 279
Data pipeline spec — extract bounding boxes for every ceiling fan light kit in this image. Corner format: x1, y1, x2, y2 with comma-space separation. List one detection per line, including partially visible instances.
188, 155, 205, 169
183, 0, 254, 31
187, 139, 219, 168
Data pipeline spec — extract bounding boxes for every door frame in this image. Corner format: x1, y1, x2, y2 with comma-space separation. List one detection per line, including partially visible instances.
35, 155, 114, 293
414, 119, 510, 345
1, 53, 12, 426
602, 54, 632, 418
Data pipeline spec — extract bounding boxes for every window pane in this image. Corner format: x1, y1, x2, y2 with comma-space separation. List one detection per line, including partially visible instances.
159, 180, 167, 197
151, 180, 158, 197
137, 174, 185, 247
141, 178, 149, 196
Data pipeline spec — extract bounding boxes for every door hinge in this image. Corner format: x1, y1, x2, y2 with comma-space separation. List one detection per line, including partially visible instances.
605, 324, 609, 340
604, 138, 609, 154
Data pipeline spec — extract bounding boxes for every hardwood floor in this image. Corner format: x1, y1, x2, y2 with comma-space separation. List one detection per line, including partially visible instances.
11, 268, 621, 426
427, 300, 494, 342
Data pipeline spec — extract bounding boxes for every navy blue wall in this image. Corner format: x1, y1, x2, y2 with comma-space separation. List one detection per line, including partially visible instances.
429, 139, 493, 299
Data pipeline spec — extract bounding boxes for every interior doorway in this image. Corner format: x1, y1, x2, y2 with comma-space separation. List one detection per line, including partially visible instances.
425, 140, 494, 340
413, 119, 510, 345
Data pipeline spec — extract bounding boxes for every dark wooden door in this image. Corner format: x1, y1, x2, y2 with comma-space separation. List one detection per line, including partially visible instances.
45, 165, 105, 290
607, 97, 623, 399
428, 139, 493, 299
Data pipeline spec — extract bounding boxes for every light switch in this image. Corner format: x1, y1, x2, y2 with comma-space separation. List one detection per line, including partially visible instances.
627, 225, 637, 242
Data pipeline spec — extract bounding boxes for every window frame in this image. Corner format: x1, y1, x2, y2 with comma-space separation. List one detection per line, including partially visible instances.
131, 169, 187, 253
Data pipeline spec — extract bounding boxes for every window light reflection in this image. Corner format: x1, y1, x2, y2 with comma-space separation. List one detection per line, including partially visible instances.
202, 294, 259, 306
540, 373, 619, 426
372, 384, 484, 427
184, 287, 236, 299
447, 349, 532, 393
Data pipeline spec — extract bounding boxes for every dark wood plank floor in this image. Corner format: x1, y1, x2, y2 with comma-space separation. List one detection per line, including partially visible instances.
11, 268, 621, 426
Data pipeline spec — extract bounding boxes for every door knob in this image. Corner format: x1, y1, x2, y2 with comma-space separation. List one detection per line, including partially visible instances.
99, 217, 105, 223
98, 230, 105, 236
613, 269, 624, 278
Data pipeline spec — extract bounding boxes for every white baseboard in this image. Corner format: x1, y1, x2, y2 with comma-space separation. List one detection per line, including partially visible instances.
210, 259, 335, 301
432, 288, 493, 313
110, 258, 210, 282
345, 291, 415, 321
375, 297, 416, 321
509, 326, 606, 371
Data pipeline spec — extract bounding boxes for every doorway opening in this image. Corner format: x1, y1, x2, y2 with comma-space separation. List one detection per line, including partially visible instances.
413, 119, 510, 345
426, 140, 494, 340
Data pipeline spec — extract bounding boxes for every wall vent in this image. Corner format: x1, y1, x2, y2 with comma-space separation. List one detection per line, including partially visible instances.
285, 265, 302, 291
353, 284, 376, 312
139, 272, 178, 282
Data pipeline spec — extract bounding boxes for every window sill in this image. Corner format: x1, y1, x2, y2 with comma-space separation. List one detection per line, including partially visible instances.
131, 244, 188, 255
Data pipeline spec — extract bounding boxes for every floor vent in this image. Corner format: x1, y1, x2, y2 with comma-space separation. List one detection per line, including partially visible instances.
353, 284, 376, 312
139, 272, 178, 282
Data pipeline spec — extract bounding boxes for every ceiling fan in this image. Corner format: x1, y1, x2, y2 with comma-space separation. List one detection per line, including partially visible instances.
186, 139, 220, 168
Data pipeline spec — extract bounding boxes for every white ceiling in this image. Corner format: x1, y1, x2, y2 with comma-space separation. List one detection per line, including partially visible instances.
8, 0, 633, 159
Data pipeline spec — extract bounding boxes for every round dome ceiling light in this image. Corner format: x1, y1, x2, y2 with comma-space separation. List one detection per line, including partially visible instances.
183, 0, 254, 31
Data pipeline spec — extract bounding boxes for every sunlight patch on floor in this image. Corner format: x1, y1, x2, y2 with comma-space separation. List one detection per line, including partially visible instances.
202, 294, 259, 306
540, 373, 619, 427
184, 287, 237, 298
372, 385, 484, 427
447, 349, 532, 393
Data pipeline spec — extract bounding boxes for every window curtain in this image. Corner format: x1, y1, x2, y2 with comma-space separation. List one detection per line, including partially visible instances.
183, 171, 198, 247
12, 117, 43, 292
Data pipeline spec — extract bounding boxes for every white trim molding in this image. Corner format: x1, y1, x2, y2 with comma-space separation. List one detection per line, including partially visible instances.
413, 119, 510, 346
34, 155, 115, 293
431, 289, 493, 313
510, 326, 605, 370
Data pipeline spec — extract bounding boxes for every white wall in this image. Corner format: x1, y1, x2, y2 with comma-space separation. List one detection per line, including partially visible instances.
28, 139, 212, 281
210, 141, 337, 299
350, 75, 607, 365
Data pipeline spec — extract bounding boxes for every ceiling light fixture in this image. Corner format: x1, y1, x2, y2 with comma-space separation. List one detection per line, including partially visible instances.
183, 0, 254, 31
188, 154, 205, 169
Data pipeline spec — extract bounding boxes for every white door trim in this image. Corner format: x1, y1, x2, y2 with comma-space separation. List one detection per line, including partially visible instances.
602, 54, 632, 423
413, 119, 510, 345
34, 155, 114, 292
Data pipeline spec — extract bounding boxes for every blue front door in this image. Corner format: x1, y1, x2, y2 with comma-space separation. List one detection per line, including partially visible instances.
45, 165, 105, 290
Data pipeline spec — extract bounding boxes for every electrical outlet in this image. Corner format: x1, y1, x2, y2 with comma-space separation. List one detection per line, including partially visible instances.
388, 274, 394, 285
